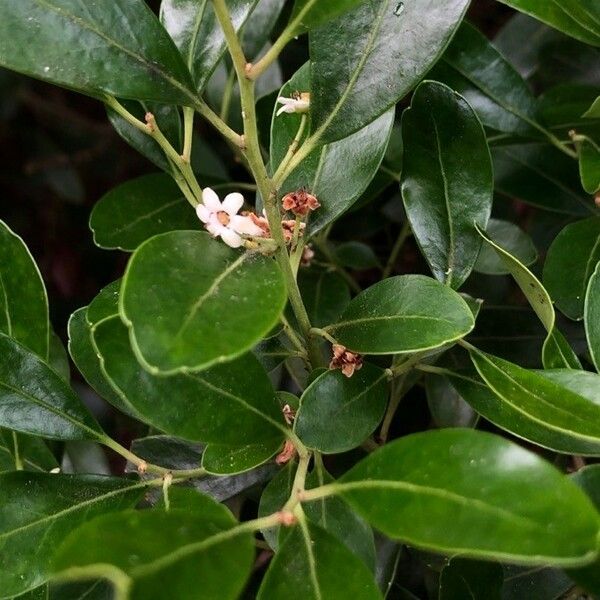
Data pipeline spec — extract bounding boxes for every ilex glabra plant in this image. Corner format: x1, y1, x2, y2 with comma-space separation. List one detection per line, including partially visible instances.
0, 0, 600, 599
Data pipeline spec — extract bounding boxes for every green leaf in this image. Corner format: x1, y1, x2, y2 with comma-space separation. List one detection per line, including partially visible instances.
0, 429, 57, 473
120, 231, 287, 374
334, 242, 380, 270
257, 522, 381, 599
106, 101, 182, 173
49, 331, 70, 383
289, 0, 365, 32
584, 96, 600, 118
241, 0, 286, 60
425, 374, 478, 428
447, 360, 600, 456
0, 220, 49, 359
90, 174, 198, 251
325, 275, 475, 355
431, 22, 540, 138
497, 0, 600, 47
309, 0, 469, 144
401, 81, 493, 289
579, 137, 600, 193
0, 0, 196, 105
52, 502, 254, 600
93, 315, 286, 446
295, 364, 388, 453
201, 439, 282, 475
493, 144, 596, 216
474, 219, 537, 275
298, 270, 351, 329
271, 64, 394, 235
543, 217, 600, 321
439, 556, 503, 600
0, 334, 104, 442
160, 0, 258, 93
333, 429, 600, 566
476, 224, 580, 369
585, 261, 600, 372
0, 472, 144, 597
502, 564, 573, 600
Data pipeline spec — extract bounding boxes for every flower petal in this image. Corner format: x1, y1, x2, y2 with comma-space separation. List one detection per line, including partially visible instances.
230, 214, 264, 236
220, 227, 243, 248
196, 203, 211, 224
202, 187, 221, 212
222, 192, 244, 216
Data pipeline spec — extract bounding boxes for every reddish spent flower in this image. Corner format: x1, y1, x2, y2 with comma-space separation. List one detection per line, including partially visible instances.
282, 189, 321, 217
329, 344, 364, 378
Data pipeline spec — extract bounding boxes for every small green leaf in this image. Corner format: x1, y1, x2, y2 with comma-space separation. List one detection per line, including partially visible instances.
309, 0, 470, 143
401, 81, 493, 288
431, 22, 540, 137
298, 270, 351, 329
425, 374, 478, 429
289, 0, 365, 32
93, 316, 286, 446
439, 556, 503, 600
585, 261, 600, 372
201, 439, 282, 475
334, 242, 380, 270
271, 64, 394, 235
0, 472, 144, 597
90, 174, 198, 251
474, 219, 537, 275
0, 429, 57, 473
325, 275, 474, 355
0, 334, 104, 442
52, 502, 254, 600
161, 0, 259, 93
0, 0, 197, 105
584, 96, 600, 119
335, 429, 600, 566
0, 220, 49, 359
49, 331, 70, 383
295, 364, 388, 453
120, 231, 287, 374
497, 0, 600, 47
579, 137, 600, 194
257, 522, 381, 599
476, 224, 580, 369
543, 217, 600, 321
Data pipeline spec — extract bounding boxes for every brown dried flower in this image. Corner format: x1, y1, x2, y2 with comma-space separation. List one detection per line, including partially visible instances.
329, 344, 364, 378
282, 189, 321, 217
281, 219, 306, 243
275, 440, 297, 465
301, 244, 315, 267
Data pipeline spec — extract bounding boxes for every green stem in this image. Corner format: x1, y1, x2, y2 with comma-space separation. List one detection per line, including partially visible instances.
182, 107, 194, 163
283, 452, 311, 512
272, 114, 308, 184
310, 327, 338, 345
12, 432, 23, 471
383, 220, 411, 279
193, 97, 245, 148
247, 26, 296, 81
379, 373, 406, 444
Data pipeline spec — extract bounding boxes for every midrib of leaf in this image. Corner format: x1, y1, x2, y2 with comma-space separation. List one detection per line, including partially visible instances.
331, 372, 387, 416
582, 234, 600, 297
0, 379, 102, 440
432, 118, 455, 286
0, 480, 146, 541
474, 353, 600, 436
187, 0, 209, 72
0, 272, 12, 337
299, 520, 322, 600
32, 0, 196, 104
549, 0, 600, 38
328, 314, 461, 329
311, 1, 387, 142
174, 252, 249, 339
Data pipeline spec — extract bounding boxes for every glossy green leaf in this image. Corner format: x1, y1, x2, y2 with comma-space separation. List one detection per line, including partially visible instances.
335, 242, 380, 270
333, 429, 600, 565
477, 224, 580, 369
0, 0, 196, 105
0, 220, 49, 359
447, 361, 600, 455
432, 22, 540, 137
474, 219, 537, 275
298, 270, 351, 329
580, 137, 600, 193
52, 502, 253, 600
401, 81, 493, 288
309, 0, 469, 144
106, 101, 182, 173
0, 429, 57, 473
201, 439, 282, 475
120, 231, 287, 374
425, 374, 478, 428
90, 174, 198, 251
68, 308, 141, 419
93, 315, 285, 445
544, 217, 600, 320
0, 334, 104, 442
325, 275, 474, 355
0, 472, 144, 598
295, 364, 388, 453
439, 557, 503, 600
585, 96, 600, 118
289, 0, 365, 32
493, 144, 596, 216
241, 0, 286, 60
497, 0, 600, 47
161, 0, 258, 93
585, 261, 600, 371
271, 64, 394, 235
49, 331, 70, 383
257, 522, 381, 600
502, 564, 573, 600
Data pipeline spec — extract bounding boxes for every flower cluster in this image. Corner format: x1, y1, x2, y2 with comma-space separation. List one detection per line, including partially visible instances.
329, 344, 364, 378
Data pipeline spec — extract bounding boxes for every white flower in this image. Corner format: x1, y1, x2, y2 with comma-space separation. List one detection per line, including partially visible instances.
196, 188, 263, 248
276, 92, 310, 116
